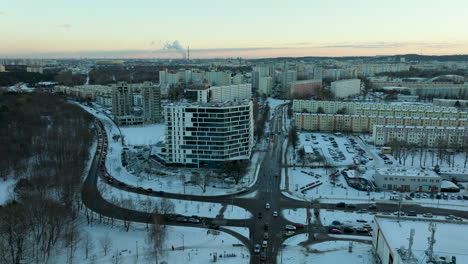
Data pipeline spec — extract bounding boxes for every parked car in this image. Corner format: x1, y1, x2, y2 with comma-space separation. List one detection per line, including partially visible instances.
368, 204, 377, 210
285, 225, 297, 231
284, 231, 295, 237
175, 216, 188, 222
347, 204, 357, 209
292, 223, 304, 228
208, 223, 220, 230
407, 211, 417, 216
188, 217, 200, 223
343, 226, 354, 233
332, 220, 342, 226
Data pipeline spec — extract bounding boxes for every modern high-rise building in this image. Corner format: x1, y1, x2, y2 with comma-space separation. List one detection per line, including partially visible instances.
164, 100, 254, 167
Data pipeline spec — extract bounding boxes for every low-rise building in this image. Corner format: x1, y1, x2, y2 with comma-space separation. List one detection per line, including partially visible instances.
373, 216, 466, 264
374, 167, 441, 192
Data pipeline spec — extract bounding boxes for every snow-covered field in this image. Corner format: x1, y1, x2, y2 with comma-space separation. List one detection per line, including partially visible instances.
0, 178, 16, 205
98, 177, 252, 220
281, 208, 315, 225
58, 221, 250, 264
320, 209, 375, 226
120, 124, 165, 146
280, 235, 373, 264
223, 226, 250, 239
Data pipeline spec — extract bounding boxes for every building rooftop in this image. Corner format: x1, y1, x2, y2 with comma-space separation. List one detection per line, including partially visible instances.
376, 167, 440, 178
375, 216, 468, 263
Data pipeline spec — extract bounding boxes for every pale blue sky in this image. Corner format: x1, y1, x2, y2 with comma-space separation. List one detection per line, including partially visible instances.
1, 0, 467, 58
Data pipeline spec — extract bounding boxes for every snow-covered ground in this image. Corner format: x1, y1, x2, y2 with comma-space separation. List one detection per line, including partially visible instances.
120, 124, 165, 146
320, 209, 375, 226
80, 104, 261, 197
280, 235, 373, 264
98, 177, 252, 220
281, 208, 315, 225
223, 226, 250, 240
0, 178, 16, 205
55, 221, 250, 264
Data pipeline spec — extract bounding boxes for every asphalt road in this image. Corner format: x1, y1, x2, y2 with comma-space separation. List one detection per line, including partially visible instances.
82, 104, 468, 264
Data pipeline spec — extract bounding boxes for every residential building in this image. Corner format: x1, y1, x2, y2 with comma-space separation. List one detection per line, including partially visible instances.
112, 82, 131, 117
287, 80, 322, 99
252, 64, 274, 89
294, 113, 468, 133
209, 84, 251, 103
0, 65, 5, 72
205, 70, 230, 85
54, 84, 111, 100
330, 79, 361, 98
141, 82, 161, 123
258, 76, 274, 96
96, 91, 112, 107
433, 98, 468, 107
374, 167, 441, 192
373, 125, 468, 147
373, 216, 466, 264
164, 100, 254, 167
159, 70, 179, 95
231, 73, 243, 84
292, 100, 457, 114
372, 81, 468, 97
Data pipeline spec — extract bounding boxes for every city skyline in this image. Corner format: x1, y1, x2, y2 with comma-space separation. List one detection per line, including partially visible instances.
2, 0, 468, 58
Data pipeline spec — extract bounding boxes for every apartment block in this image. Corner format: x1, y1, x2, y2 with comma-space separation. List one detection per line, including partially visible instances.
292, 100, 457, 114
373, 125, 468, 147
295, 113, 468, 133
164, 100, 254, 167
330, 79, 361, 98
287, 80, 322, 99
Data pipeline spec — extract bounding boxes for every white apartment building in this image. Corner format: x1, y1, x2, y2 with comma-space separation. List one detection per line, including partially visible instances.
374, 167, 441, 192
164, 100, 254, 167
209, 84, 251, 103
292, 100, 457, 114
231, 74, 243, 84
373, 125, 468, 147
295, 113, 468, 133
258, 76, 274, 96
330, 79, 361, 98
159, 70, 179, 95
205, 71, 230, 86
96, 92, 112, 107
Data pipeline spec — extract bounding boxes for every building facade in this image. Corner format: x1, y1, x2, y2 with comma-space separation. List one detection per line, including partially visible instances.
164, 100, 254, 167
209, 84, 252, 103
373, 125, 468, 147
295, 113, 468, 133
374, 167, 441, 192
330, 79, 361, 98
287, 80, 322, 99
111, 82, 131, 117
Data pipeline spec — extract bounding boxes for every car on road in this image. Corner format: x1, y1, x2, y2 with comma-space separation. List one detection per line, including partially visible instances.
446, 215, 455, 220
175, 216, 188, 223
357, 209, 368, 214
407, 211, 417, 216
285, 231, 295, 237
292, 223, 304, 228
329, 228, 343, 234
273, 211, 278, 217
356, 219, 367, 223
368, 203, 377, 210
264, 223, 269, 231
285, 225, 297, 231
265, 203, 270, 209
258, 212, 262, 219
393, 211, 405, 216
262, 240, 268, 248
188, 217, 200, 223
423, 213, 433, 218
208, 223, 219, 230
336, 202, 346, 208
254, 244, 261, 254
343, 226, 354, 233
260, 252, 266, 261
263, 232, 269, 240
347, 204, 357, 209
145, 188, 153, 193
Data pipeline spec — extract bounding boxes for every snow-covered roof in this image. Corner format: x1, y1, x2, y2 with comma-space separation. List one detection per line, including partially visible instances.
303, 145, 313, 154
441, 180, 459, 190
375, 216, 468, 263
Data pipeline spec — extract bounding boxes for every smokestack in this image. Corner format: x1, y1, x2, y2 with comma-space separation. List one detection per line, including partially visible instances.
187, 46, 190, 60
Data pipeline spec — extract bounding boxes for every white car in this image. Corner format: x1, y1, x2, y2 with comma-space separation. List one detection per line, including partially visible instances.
262, 240, 268, 248
423, 213, 433, 218
273, 210, 278, 217
285, 225, 297, 231
265, 203, 270, 209
254, 244, 261, 254
285, 231, 295, 237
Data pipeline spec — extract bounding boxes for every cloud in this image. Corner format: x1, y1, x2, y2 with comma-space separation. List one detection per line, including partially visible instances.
57, 24, 72, 28
163, 40, 185, 53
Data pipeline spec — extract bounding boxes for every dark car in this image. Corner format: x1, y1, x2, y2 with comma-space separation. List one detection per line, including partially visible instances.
347, 204, 357, 209
343, 226, 354, 233
292, 223, 304, 228
175, 216, 188, 223
264, 223, 269, 231
336, 202, 346, 208
258, 212, 262, 219
208, 223, 220, 230
332, 220, 342, 225
329, 228, 343, 234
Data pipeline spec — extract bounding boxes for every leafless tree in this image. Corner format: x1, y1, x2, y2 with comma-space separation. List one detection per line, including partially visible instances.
82, 232, 94, 260
99, 234, 113, 256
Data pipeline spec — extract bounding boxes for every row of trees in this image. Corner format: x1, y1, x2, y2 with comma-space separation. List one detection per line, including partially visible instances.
387, 137, 468, 168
